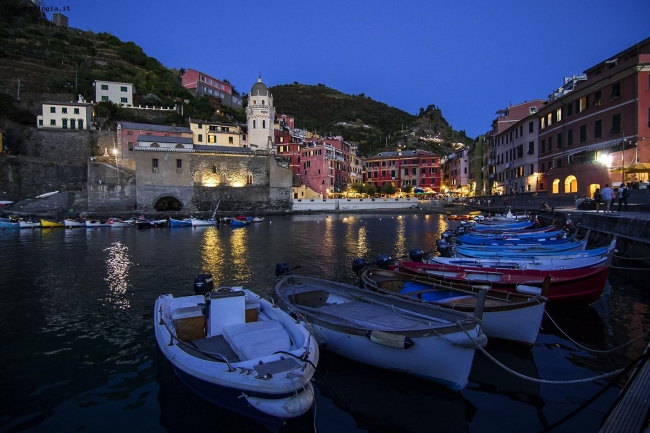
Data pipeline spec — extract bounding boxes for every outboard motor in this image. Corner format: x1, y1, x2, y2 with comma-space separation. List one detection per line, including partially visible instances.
375, 254, 393, 270
194, 273, 214, 294
436, 240, 451, 257
408, 249, 425, 263
441, 230, 454, 241
275, 262, 292, 277
352, 258, 368, 276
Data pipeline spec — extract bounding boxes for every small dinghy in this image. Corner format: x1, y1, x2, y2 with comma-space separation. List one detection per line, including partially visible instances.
154, 275, 318, 431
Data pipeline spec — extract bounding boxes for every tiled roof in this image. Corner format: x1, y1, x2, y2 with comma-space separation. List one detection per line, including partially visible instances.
120, 122, 192, 133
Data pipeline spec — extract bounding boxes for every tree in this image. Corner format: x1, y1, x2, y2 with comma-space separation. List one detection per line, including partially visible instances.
380, 184, 396, 195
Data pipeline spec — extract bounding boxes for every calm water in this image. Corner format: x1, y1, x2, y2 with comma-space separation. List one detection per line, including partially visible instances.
0, 213, 648, 433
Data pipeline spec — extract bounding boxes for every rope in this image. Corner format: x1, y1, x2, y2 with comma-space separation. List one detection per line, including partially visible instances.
543, 310, 650, 354
458, 323, 624, 384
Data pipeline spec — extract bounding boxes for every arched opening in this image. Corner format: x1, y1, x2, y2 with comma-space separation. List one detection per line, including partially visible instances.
78, 119, 84, 129
175, 144, 184, 149
220, 173, 227, 185
246, 174, 253, 184
193, 171, 202, 183
151, 143, 160, 148
564, 175, 578, 193
70, 119, 76, 129
253, 120, 256, 129
153, 196, 183, 211
552, 178, 560, 194
589, 183, 601, 198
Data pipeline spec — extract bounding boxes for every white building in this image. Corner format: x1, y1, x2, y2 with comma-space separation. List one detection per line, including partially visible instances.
246, 76, 275, 153
95, 80, 135, 106
37, 96, 94, 130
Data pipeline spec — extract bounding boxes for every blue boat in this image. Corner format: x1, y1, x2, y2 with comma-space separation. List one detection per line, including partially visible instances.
456, 233, 572, 246
455, 240, 590, 257
0, 219, 20, 229
231, 219, 251, 227
465, 228, 567, 239
169, 217, 192, 228
472, 220, 536, 231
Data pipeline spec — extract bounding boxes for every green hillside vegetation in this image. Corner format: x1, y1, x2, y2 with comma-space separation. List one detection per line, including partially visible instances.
0, 0, 472, 158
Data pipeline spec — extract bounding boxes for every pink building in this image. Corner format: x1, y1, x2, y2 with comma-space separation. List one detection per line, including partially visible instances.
181, 69, 242, 108
364, 150, 442, 193
296, 137, 353, 197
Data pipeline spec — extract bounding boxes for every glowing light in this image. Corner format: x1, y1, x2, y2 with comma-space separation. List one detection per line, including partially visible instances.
231, 182, 244, 187
203, 182, 217, 187
597, 152, 612, 168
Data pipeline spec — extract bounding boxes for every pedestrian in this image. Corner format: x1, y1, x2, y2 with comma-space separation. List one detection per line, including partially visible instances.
618, 183, 630, 211
601, 184, 614, 212
593, 188, 602, 212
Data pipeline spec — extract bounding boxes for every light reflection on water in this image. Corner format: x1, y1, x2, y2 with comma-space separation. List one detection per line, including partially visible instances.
104, 242, 131, 309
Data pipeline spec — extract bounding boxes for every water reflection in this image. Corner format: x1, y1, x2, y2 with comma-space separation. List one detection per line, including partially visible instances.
104, 242, 131, 309
200, 227, 223, 278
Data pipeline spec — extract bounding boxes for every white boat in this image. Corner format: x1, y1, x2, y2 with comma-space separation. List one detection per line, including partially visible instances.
107, 218, 135, 228
35, 190, 59, 199
85, 219, 109, 228
64, 218, 86, 228
273, 266, 487, 391
154, 284, 318, 431
18, 219, 41, 228
359, 268, 546, 345
190, 217, 217, 226
251, 217, 265, 223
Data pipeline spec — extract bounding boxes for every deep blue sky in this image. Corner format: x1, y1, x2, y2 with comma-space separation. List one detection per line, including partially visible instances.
43, 0, 650, 138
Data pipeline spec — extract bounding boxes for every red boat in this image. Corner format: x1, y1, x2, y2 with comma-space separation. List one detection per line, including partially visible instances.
398, 261, 609, 303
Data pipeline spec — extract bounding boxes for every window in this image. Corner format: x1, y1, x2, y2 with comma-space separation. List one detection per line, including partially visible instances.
548, 137, 553, 150
528, 141, 535, 155
594, 120, 602, 139
541, 139, 545, 154
252, 120, 256, 129
152, 158, 159, 173
74, 108, 79, 114
128, 141, 134, 151
61, 107, 67, 114
50, 119, 56, 126
547, 113, 552, 127
208, 135, 216, 143
556, 108, 562, 122
556, 133, 562, 149
176, 159, 182, 174
262, 120, 266, 129
127, 131, 134, 135
579, 96, 589, 112
39, 119, 43, 126
528, 121, 534, 133
579, 125, 587, 143
611, 114, 621, 134
198, 134, 203, 142
541, 117, 546, 129
101, 84, 108, 90
121, 97, 128, 103
594, 90, 602, 106
101, 96, 109, 102
120, 86, 128, 92
62, 118, 67, 129
611, 82, 620, 99
567, 129, 573, 146
50, 107, 56, 113
246, 174, 253, 184
567, 103, 573, 117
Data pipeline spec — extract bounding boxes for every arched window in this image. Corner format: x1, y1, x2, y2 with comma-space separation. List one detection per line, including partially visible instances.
253, 99, 256, 105
564, 175, 578, 193
262, 120, 266, 129
193, 171, 202, 183
220, 173, 227, 184
253, 120, 256, 129
151, 143, 160, 148
246, 174, 253, 184
175, 144, 184, 149
78, 119, 84, 129
212, 164, 217, 174
552, 178, 560, 194
261, 100, 265, 106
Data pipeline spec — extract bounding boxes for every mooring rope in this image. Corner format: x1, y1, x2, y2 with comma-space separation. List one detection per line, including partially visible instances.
458, 323, 624, 384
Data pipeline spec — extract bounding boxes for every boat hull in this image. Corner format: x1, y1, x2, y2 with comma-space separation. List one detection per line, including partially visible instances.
274, 274, 485, 391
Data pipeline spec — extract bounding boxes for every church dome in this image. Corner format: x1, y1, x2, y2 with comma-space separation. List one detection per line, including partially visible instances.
250, 76, 269, 96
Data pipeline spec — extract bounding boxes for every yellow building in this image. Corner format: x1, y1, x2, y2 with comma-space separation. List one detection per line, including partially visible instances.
189, 119, 242, 147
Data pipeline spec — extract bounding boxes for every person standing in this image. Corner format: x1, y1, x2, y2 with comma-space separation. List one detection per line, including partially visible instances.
593, 188, 602, 212
601, 184, 614, 212
618, 184, 630, 211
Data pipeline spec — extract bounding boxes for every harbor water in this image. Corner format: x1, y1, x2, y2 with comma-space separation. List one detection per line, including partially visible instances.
0, 212, 648, 433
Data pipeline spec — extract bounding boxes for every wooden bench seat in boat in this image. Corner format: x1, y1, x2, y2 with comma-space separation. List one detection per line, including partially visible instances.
222, 320, 291, 361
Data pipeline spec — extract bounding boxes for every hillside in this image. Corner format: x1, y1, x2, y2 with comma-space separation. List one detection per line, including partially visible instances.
0, 1, 473, 158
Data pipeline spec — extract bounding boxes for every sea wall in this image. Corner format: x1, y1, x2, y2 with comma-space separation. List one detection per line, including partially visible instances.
291, 198, 420, 211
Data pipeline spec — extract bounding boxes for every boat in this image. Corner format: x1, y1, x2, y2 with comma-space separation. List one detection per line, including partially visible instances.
107, 217, 135, 228
135, 218, 168, 228
0, 219, 20, 229
231, 219, 251, 227
398, 261, 610, 303
454, 239, 589, 255
85, 219, 110, 228
35, 190, 59, 199
18, 218, 41, 228
154, 278, 318, 431
460, 228, 567, 240
456, 233, 572, 246
451, 239, 616, 262
251, 217, 265, 223
64, 218, 86, 228
471, 220, 536, 231
40, 219, 64, 228
169, 217, 192, 228
359, 268, 547, 345
190, 217, 217, 227
273, 264, 488, 391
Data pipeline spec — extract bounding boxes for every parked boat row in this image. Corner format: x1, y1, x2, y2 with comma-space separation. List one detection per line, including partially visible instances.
1, 215, 265, 229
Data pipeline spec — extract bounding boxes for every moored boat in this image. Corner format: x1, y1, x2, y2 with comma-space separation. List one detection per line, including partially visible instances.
18, 218, 41, 229
135, 218, 168, 228
0, 219, 20, 229
154, 280, 318, 431
40, 219, 64, 228
107, 217, 135, 228
169, 217, 192, 228
359, 268, 547, 345
64, 218, 86, 228
399, 261, 610, 303
85, 219, 110, 228
190, 217, 217, 227
231, 218, 251, 227
273, 264, 488, 391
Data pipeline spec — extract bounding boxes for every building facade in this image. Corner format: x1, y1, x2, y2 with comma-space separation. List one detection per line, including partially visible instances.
189, 119, 243, 148
537, 37, 650, 199
364, 150, 442, 193
181, 69, 243, 108
37, 99, 94, 130
95, 80, 135, 106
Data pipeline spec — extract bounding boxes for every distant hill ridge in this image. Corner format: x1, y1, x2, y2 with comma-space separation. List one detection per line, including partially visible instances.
0, 1, 472, 157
